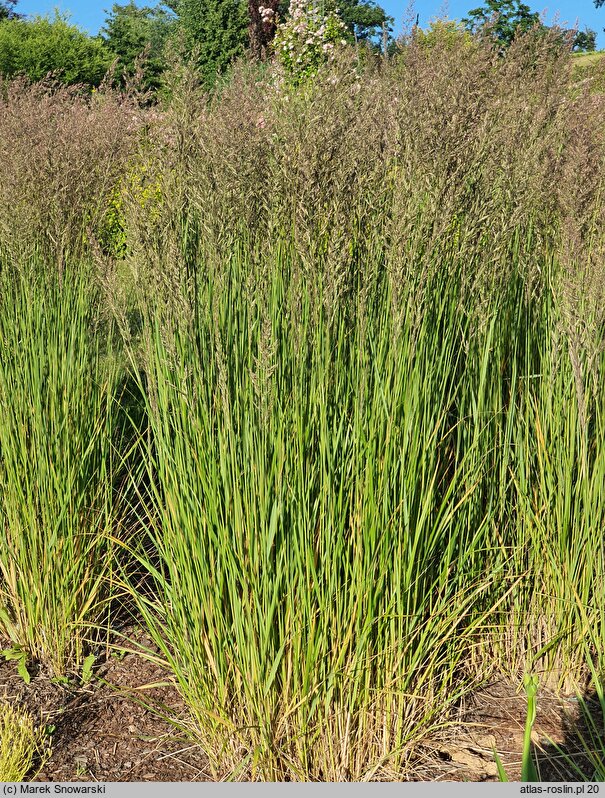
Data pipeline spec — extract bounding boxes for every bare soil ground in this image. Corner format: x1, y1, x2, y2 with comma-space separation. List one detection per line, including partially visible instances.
423, 681, 594, 782
0, 635, 599, 783
0, 629, 205, 782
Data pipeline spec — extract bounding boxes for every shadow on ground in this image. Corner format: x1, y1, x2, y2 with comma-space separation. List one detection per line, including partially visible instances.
534, 689, 605, 782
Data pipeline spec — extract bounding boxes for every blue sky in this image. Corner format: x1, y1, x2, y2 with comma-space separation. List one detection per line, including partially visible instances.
12, 0, 605, 47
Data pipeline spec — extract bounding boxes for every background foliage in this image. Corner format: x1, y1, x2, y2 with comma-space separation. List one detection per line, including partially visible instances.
0, 11, 112, 84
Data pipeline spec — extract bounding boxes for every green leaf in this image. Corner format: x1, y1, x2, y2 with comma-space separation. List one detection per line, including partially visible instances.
521, 675, 539, 782
81, 654, 96, 684
17, 656, 31, 685
493, 749, 509, 782
1, 647, 25, 661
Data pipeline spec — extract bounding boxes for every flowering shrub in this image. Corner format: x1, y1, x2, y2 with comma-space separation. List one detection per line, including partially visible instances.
274, 0, 348, 84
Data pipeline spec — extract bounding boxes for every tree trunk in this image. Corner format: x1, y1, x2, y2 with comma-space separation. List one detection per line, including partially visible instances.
248, 0, 280, 60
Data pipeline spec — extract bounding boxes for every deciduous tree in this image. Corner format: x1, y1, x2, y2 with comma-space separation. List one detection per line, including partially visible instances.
463, 0, 539, 47
101, 2, 175, 90
572, 28, 597, 52
0, 0, 19, 21
337, 0, 392, 44
247, 0, 279, 60
175, 0, 248, 86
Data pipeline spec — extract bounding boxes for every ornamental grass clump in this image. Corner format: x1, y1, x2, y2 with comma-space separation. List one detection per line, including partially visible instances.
128, 251, 498, 779
0, 264, 125, 678
113, 28, 605, 777
3, 21, 605, 780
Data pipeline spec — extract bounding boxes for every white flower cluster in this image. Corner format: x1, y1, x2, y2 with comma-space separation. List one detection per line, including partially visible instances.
274, 0, 348, 83
258, 4, 275, 24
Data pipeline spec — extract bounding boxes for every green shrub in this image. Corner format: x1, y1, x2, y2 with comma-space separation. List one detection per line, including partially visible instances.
0, 12, 112, 86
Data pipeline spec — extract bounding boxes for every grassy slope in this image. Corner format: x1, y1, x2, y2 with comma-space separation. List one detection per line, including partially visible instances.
573, 50, 605, 68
